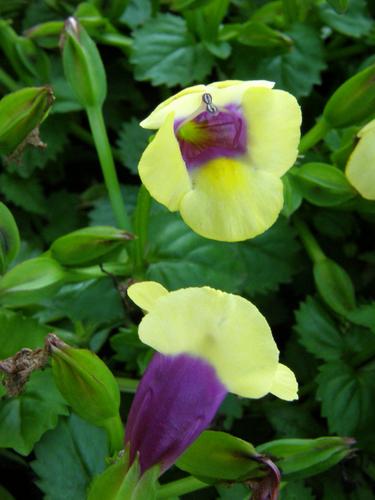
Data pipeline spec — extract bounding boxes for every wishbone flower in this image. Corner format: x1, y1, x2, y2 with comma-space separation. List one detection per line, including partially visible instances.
138, 81, 302, 242
345, 118, 375, 200
125, 281, 298, 475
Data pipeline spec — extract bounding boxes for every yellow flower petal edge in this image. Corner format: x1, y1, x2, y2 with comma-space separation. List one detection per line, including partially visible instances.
138, 112, 192, 211
179, 158, 283, 242
127, 281, 168, 312
270, 364, 298, 401
141, 80, 274, 129
242, 87, 302, 177
127, 282, 298, 400
346, 119, 375, 200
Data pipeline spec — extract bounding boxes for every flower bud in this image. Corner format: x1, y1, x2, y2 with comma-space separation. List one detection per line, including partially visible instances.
62, 17, 107, 108
46, 334, 123, 452
50, 226, 133, 266
257, 436, 355, 480
0, 86, 54, 156
0, 202, 20, 274
323, 64, 375, 128
0, 256, 65, 306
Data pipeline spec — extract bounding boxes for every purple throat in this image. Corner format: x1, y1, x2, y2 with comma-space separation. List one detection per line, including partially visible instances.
175, 102, 248, 169
125, 352, 227, 475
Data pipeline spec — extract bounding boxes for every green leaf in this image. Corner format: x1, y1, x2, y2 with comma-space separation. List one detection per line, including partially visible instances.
319, 0, 373, 38
326, 0, 348, 14
0, 308, 49, 358
316, 360, 375, 434
0, 173, 47, 215
233, 23, 326, 98
120, 0, 152, 29
293, 163, 356, 207
313, 258, 356, 316
0, 484, 15, 500
116, 118, 152, 174
32, 414, 109, 500
131, 14, 214, 87
146, 207, 245, 292
282, 172, 303, 217
0, 370, 68, 455
347, 303, 375, 333
222, 21, 292, 48
280, 481, 315, 500
240, 217, 300, 296
294, 297, 343, 361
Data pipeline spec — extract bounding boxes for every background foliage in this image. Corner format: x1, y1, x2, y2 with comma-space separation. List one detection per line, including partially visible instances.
0, 0, 374, 498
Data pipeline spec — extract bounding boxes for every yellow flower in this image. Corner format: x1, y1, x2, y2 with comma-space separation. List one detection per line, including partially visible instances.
345, 119, 375, 200
128, 281, 298, 401
138, 81, 301, 242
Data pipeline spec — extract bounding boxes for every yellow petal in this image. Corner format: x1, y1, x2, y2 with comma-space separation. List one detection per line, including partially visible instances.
137, 286, 281, 398
346, 123, 375, 200
242, 87, 302, 177
270, 364, 299, 401
141, 81, 274, 129
138, 112, 192, 211
179, 158, 283, 242
127, 281, 168, 312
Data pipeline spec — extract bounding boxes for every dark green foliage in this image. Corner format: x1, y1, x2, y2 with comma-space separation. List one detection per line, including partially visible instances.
0, 0, 374, 498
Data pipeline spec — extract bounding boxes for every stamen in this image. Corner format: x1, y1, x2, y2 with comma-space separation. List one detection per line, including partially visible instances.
202, 93, 217, 114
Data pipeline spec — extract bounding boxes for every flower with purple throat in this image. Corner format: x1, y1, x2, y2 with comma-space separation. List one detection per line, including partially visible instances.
138, 81, 302, 242
124, 281, 298, 476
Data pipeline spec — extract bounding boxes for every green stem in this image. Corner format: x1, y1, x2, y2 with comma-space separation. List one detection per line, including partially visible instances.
293, 216, 326, 264
0, 67, 18, 91
299, 118, 331, 154
102, 414, 124, 454
116, 377, 139, 393
157, 476, 210, 499
133, 185, 151, 276
86, 105, 131, 230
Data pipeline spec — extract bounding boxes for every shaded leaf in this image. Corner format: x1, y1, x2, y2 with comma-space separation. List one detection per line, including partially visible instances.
116, 118, 152, 174
319, 0, 373, 38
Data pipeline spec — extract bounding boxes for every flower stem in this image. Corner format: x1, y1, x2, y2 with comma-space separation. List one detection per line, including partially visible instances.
102, 414, 124, 454
299, 117, 331, 154
133, 185, 151, 276
157, 476, 210, 498
86, 105, 131, 230
116, 377, 139, 393
293, 216, 326, 264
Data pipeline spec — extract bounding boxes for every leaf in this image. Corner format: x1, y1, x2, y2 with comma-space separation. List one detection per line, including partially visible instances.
263, 400, 323, 438
319, 0, 373, 38
280, 481, 315, 500
239, 217, 301, 296
32, 414, 109, 500
347, 303, 375, 333
316, 360, 375, 435
294, 296, 344, 361
131, 13, 214, 87
0, 308, 49, 358
0, 173, 47, 215
233, 23, 326, 98
146, 206, 245, 293
0, 202, 20, 273
0, 484, 15, 500
0, 370, 69, 455
120, 0, 152, 29
116, 118, 152, 174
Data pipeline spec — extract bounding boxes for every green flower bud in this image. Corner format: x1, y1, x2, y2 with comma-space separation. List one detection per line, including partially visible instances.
257, 436, 355, 480
0, 202, 20, 274
0, 256, 65, 306
47, 334, 123, 452
50, 226, 133, 266
324, 64, 375, 128
0, 86, 54, 156
62, 17, 107, 108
